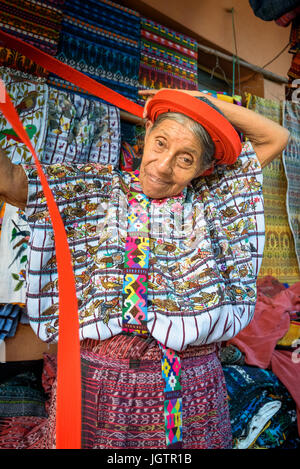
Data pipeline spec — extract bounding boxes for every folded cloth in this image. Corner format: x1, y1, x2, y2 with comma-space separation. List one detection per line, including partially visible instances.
0, 304, 22, 342
42, 87, 121, 166
275, 6, 300, 27
249, 0, 300, 21
229, 281, 300, 435
223, 364, 299, 448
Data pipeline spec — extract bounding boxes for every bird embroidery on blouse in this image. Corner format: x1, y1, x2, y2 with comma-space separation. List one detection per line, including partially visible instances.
0, 124, 37, 143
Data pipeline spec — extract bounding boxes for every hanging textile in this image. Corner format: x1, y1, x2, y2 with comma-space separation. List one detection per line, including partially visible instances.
0, 0, 65, 77
0, 67, 48, 303
42, 88, 121, 166
139, 17, 198, 101
288, 15, 300, 81
246, 93, 300, 284
282, 100, 300, 272
47, 0, 141, 103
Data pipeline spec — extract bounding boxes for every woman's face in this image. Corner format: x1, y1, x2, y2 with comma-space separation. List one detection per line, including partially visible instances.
139, 118, 204, 199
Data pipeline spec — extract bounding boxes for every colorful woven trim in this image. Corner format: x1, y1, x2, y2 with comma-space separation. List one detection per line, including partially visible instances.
160, 343, 183, 447
122, 171, 183, 448
122, 170, 150, 335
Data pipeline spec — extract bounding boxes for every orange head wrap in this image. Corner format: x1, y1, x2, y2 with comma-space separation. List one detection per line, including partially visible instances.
145, 89, 242, 175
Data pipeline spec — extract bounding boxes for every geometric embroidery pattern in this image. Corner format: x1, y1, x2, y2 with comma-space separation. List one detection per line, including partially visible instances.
122, 170, 183, 447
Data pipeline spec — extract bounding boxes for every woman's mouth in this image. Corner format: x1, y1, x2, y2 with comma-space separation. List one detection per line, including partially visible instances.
146, 172, 170, 186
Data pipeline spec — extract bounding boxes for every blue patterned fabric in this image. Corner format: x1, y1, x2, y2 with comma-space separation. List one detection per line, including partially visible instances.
223, 364, 300, 448
0, 304, 22, 342
47, 0, 141, 103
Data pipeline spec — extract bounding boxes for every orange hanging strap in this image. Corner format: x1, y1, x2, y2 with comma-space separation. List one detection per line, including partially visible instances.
0, 83, 81, 449
0, 29, 144, 119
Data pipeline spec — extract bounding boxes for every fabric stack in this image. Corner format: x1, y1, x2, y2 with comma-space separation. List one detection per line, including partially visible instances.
221, 275, 300, 449
47, 0, 141, 103
138, 17, 198, 99
0, 0, 65, 77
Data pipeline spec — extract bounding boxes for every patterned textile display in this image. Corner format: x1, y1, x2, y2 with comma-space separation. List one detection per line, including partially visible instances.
0, 67, 48, 303
288, 16, 300, 81
47, 0, 140, 103
0, 0, 65, 77
246, 93, 300, 284
37, 335, 231, 449
0, 415, 48, 449
0, 304, 22, 342
282, 100, 300, 273
42, 87, 121, 166
21, 141, 264, 347
138, 17, 198, 101
223, 365, 300, 449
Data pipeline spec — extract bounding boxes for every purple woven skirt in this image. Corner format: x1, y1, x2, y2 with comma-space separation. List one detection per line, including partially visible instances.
45, 334, 232, 449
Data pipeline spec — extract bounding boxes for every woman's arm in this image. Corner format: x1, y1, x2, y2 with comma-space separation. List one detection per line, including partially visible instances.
0, 148, 28, 210
139, 89, 290, 168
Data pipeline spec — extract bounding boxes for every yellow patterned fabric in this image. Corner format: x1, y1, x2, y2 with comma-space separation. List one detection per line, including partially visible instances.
246, 94, 300, 285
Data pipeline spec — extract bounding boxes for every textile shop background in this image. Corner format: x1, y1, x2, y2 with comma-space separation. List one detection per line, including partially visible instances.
0, 0, 299, 451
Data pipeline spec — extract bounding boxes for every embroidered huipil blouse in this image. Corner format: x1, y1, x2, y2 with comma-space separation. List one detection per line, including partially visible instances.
22, 141, 265, 350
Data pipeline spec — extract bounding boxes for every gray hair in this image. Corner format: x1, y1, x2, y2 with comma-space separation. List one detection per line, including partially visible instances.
149, 112, 215, 172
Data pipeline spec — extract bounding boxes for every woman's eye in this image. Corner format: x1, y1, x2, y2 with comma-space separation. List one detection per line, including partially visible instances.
179, 155, 193, 166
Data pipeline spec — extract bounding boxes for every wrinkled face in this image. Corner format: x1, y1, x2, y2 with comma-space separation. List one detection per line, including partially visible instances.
139, 118, 204, 199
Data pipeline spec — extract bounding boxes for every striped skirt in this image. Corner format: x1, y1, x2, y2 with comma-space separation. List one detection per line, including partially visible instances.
45, 334, 232, 449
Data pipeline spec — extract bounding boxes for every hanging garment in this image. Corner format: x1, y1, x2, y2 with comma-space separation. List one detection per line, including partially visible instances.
0, 67, 48, 303
246, 93, 300, 284
42, 87, 121, 166
47, 0, 141, 102
0, 0, 65, 77
282, 100, 300, 272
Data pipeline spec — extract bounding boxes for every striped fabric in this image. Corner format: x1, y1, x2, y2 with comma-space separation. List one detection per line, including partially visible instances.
47, 0, 141, 102
22, 141, 264, 349
0, 0, 65, 76
139, 17, 198, 101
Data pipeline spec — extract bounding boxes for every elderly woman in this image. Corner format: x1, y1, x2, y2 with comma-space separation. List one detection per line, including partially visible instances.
0, 89, 289, 449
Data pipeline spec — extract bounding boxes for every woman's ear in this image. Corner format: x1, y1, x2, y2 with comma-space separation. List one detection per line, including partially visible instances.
144, 120, 154, 142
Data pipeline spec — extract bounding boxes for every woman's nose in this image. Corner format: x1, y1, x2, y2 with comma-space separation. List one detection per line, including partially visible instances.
156, 151, 173, 175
